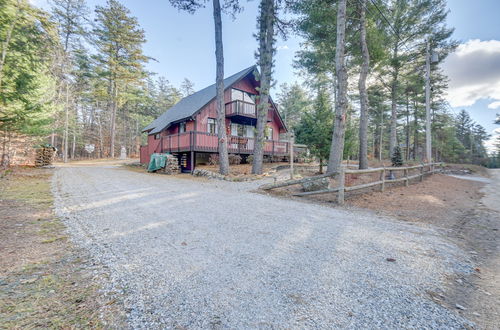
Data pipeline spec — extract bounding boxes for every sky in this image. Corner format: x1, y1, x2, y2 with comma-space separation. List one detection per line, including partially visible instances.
34, 0, 500, 151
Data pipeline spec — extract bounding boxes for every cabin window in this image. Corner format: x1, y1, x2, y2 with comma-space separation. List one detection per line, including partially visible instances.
265, 127, 273, 140
231, 123, 254, 138
246, 125, 254, 138
179, 122, 186, 133
207, 118, 217, 134
154, 134, 160, 140
231, 88, 255, 104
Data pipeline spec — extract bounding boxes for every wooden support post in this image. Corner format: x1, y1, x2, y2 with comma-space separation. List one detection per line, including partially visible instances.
404, 168, 409, 186
190, 151, 195, 173
337, 166, 345, 205
289, 133, 294, 180
381, 167, 385, 192
420, 164, 424, 182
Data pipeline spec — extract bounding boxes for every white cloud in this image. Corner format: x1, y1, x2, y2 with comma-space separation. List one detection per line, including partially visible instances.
488, 101, 500, 109
442, 39, 500, 107
277, 45, 289, 51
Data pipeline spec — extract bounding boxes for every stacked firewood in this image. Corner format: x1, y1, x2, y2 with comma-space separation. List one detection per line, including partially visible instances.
163, 154, 180, 174
35, 146, 55, 167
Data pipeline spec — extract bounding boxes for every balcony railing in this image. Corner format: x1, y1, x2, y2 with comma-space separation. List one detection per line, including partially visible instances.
153, 131, 289, 156
225, 100, 257, 117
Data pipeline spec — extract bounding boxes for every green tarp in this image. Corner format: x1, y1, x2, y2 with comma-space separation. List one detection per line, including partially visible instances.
147, 153, 169, 172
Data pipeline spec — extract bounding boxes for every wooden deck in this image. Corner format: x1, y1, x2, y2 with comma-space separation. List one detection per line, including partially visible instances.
141, 131, 289, 160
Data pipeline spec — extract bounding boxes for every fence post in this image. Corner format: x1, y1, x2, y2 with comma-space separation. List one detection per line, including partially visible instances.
337, 166, 345, 205
420, 164, 424, 182
404, 168, 409, 187
381, 167, 385, 192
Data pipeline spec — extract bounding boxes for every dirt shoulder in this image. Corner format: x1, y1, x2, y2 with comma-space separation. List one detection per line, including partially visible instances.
0, 167, 124, 328
345, 173, 499, 328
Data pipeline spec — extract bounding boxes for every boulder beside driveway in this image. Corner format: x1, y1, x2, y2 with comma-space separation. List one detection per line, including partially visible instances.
302, 177, 330, 192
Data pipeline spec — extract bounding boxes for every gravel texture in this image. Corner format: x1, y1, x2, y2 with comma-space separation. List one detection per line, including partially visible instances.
52, 164, 474, 329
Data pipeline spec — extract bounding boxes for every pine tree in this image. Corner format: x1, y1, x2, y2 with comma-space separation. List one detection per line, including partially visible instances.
0, 0, 57, 167
93, 0, 148, 158
382, 0, 456, 158
252, 0, 276, 174
358, 0, 370, 169
295, 78, 333, 173
276, 82, 311, 130
180, 78, 195, 97
391, 146, 403, 166
168, 0, 240, 175
327, 0, 348, 174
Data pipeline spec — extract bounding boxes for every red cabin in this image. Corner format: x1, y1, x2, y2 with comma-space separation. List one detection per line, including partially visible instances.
140, 66, 289, 172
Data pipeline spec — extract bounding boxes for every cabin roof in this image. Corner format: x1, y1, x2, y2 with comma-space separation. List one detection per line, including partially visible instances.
143, 65, 257, 135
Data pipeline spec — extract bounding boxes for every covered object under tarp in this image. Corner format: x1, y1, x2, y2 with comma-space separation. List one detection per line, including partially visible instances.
147, 153, 169, 172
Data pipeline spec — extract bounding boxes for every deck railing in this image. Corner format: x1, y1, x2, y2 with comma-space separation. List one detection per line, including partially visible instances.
155, 131, 289, 156
225, 100, 257, 117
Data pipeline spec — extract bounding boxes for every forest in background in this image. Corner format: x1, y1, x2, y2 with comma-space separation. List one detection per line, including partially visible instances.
0, 0, 195, 164
1, 0, 499, 169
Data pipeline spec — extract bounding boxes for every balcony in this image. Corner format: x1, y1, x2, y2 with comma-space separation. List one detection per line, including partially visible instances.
225, 100, 257, 118
151, 131, 289, 156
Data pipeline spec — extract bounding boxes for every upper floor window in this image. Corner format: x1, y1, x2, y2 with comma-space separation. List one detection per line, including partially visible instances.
154, 133, 160, 140
265, 127, 274, 140
179, 122, 186, 133
207, 118, 217, 134
231, 88, 255, 104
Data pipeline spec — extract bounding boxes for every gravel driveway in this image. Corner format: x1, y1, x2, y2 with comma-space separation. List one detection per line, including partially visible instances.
52, 163, 473, 328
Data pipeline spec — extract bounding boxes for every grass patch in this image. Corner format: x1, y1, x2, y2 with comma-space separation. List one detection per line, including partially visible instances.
0, 167, 110, 328
41, 236, 68, 244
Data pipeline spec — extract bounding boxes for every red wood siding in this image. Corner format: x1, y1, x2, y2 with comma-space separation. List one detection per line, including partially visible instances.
140, 75, 289, 164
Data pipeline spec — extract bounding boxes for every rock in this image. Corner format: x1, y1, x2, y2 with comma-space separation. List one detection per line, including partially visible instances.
192, 169, 226, 181
472, 312, 481, 317
455, 304, 466, 310
302, 178, 329, 192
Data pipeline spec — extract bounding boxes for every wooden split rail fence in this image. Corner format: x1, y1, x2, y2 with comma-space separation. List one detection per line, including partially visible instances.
261, 162, 444, 204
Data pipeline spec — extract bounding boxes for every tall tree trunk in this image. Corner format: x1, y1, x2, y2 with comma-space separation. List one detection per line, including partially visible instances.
98, 113, 104, 158
71, 130, 76, 159
63, 82, 69, 163
110, 81, 117, 158
413, 99, 418, 160
378, 109, 383, 161
1, 130, 8, 168
389, 47, 399, 159
252, 0, 275, 174
327, 0, 348, 174
357, 0, 370, 169
405, 92, 410, 160
213, 0, 229, 175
